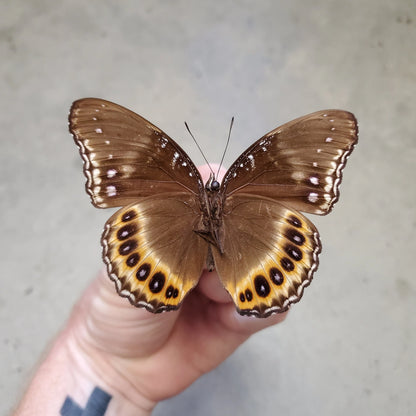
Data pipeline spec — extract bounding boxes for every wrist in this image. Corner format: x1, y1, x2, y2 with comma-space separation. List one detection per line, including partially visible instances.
63, 323, 157, 416
13, 320, 156, 416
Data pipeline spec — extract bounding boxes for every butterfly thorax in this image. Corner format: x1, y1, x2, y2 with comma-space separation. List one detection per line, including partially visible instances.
194, 175, 225, 262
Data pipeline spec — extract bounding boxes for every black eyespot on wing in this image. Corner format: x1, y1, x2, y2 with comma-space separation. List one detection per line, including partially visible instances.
122, 210, 137, 222
287, 215, 302, 228
281, 257, 295, 272
119, 240, 138, 256
286, 228, 305, 246
254, 275, 271, 298
149, 272, 165, 294
285, 244, 303, 261
136, 263, 151, 281
117, 224, 138, 241
166, 285, 174, 299
126, 253, 140, 267
269, 267, 284, 285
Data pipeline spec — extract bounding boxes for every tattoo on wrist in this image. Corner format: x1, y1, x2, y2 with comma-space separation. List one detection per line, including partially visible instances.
60, 387, 111, 416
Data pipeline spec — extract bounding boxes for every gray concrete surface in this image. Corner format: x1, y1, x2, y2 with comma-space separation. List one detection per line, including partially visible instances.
1, 1, 415, 415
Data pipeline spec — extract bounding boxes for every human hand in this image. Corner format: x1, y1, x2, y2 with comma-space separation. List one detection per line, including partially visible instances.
14, 165, 287, 416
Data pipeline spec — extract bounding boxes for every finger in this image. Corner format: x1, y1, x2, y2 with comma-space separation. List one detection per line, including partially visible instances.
199, 163, 227, 182
212, 301, 288, 335
197, 270, 233, 303
73, 268, 180, 356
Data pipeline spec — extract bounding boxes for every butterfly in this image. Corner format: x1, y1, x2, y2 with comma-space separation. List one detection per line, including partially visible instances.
69, 98, 358, 317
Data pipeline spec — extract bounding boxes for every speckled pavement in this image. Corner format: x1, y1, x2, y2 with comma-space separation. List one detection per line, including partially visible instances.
1, 1, 415, 415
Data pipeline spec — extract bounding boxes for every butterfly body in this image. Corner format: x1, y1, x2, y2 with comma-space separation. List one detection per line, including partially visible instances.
194, 178, 226, 257
69, 98, 357, 317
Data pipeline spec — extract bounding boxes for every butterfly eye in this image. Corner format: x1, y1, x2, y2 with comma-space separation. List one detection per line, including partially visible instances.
211, 180, 220, 191
205, 177, 220, 192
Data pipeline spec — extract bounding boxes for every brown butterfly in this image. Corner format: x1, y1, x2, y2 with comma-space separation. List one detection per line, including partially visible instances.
69, 98, 358, 317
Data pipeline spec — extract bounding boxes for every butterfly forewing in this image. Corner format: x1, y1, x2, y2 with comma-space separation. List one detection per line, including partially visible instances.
69, 98, 203, 208
221, 110, 358, 215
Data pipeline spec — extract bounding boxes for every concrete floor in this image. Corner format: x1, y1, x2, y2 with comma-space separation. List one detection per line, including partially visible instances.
1, 1, 415, 415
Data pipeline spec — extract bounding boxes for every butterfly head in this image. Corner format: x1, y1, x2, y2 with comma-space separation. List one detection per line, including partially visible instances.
205, 173, 221, 193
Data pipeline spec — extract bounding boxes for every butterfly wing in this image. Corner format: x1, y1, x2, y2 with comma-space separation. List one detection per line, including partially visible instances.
70, 98, 208, 311
221, 110, 358, 215
69, 98, 203, 208
213, 194, 321, 317
214, 110, 357, 316
101, 193, 208, 312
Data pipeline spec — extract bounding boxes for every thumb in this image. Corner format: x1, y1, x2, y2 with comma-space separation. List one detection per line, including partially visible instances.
198, 163, 227, 183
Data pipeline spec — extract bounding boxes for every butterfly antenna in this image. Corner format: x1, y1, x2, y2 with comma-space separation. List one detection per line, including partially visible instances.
184, 121, 215, 176
216, 116, 234, 178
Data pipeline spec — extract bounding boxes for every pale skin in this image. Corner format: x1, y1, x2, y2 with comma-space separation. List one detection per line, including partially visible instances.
13, 166, 287, 416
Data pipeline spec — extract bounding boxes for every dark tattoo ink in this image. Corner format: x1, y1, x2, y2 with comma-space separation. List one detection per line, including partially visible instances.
60, 387, 111, 416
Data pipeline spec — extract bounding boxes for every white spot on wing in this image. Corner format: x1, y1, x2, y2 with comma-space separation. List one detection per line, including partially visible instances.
325, 137, 333, 142
310, 176, 319, 185
324, 176, 333, 192
92, 169, 101, 183
106, 185, 117, 197
172, 152, 180, 168
313, 162, 318, 167
160, 137, 168, 149
107, 169, 117, 178
308, 192, 319, 203
248, 154, 255, 168
259, 138, 271, 147
95, 128, 103, 134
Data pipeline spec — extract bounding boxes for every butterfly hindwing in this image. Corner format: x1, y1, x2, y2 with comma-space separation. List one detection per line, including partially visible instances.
101, 193, 208, 312
222, 110, 358, 215
69, 98, 203, 208
213, 194, 321, 317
